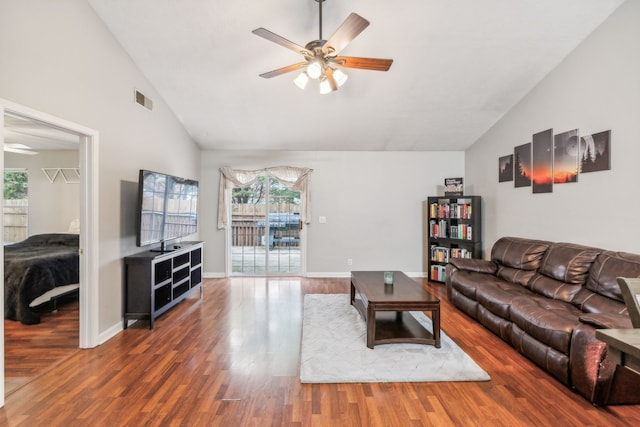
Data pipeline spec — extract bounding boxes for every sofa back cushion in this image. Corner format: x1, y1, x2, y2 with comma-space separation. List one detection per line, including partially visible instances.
491, 237, 551, 271
539, 242, 600, 284
528, 274, 584, 302
572, 251, 640, 313
527, 243, 599, 302
496, 266, 537, 288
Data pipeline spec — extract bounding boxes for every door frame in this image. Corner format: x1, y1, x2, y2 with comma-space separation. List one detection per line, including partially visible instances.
0, 99, 100, 405
225, 185, 307, 277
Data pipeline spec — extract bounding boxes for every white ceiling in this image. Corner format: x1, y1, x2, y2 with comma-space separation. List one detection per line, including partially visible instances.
84, 0, 623, 152
3, 115, 80, 153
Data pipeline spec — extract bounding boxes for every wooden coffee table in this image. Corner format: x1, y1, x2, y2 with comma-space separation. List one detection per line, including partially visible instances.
350, 271, 441, 349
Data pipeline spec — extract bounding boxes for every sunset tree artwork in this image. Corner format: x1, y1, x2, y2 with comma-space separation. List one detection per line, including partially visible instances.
501, 129, 611, 188
532, 129, 553, 194
498, 154, 514, 182
553, 129, 579, 184
580, 130, 611, 173
514, 143, 532, 188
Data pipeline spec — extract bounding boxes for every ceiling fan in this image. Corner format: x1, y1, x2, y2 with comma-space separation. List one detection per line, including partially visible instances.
252, 0, 393, 94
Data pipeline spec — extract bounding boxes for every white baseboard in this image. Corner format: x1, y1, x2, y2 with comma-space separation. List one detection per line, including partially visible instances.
203, 272, 227, 278
305, 272, 351, 278
200, 272, 429, 279
99, 321, 123, 345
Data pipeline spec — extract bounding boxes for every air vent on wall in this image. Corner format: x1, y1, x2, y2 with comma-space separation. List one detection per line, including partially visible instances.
134, 89, 153, 111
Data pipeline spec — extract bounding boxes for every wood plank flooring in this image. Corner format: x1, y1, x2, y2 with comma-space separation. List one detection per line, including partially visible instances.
4, 296, 79, 395
1, 277, 639, 426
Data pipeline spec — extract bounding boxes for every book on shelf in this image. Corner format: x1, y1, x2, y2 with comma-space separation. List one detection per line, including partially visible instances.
449, 224, 473, 240
429, 201, 472, 219
430, 245, 474, 262
430, 245, 450, 263
430, 264, 447, 282
450, 247, 472, 259
429, 219, 449, 238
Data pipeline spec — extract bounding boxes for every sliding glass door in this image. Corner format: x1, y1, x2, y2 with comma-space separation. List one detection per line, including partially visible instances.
230, 176, 302, 275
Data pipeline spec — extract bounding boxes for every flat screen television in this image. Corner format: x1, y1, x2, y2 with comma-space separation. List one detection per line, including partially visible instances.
135, 169, 199, 252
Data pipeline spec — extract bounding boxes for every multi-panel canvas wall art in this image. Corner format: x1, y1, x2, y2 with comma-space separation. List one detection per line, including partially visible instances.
499, 128, 611, 193
580, 130, 611, 173
553, 129, 579, 184
532, 129, 553, 194
498, 154, 513, 182
514, 143, 532, 188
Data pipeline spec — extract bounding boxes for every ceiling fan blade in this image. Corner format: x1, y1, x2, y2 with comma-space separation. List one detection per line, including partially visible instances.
258, 62, 308, 79
252, 28, 312, 56
332, 56, 393, 71
324, 13, 370, 55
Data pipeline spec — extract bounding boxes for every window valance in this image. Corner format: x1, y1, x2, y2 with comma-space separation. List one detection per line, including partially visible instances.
217, 166, 312, 229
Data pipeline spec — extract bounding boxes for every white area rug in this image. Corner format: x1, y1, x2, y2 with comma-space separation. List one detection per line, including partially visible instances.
300, 294, 490, 383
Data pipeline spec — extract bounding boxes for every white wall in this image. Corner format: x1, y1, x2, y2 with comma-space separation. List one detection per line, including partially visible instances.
0, 0, 201, 334
201, 150, 465, 276
5, 151, 80, 234
465, 0, 640, 255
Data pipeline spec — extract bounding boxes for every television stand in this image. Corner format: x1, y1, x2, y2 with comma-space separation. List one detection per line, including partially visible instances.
124, 241, 203, 329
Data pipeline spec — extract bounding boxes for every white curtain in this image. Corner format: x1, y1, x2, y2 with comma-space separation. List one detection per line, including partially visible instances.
217, 166, 312, 229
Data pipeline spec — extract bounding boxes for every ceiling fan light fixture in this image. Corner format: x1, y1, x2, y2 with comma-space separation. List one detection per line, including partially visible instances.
318, 77, 333, 94
307, 61, 323, 79
333, 68, 348, 87
253, 0, 393, 94
293, 72, 310, 89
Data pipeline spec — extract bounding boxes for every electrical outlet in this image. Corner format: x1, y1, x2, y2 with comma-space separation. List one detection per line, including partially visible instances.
347, 258, 353, 266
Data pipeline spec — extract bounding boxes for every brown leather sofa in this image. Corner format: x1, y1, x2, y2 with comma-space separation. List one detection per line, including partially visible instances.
445, 236, 640, 405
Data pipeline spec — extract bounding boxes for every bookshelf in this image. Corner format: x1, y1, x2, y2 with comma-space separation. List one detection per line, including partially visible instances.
423, 196, 482, 283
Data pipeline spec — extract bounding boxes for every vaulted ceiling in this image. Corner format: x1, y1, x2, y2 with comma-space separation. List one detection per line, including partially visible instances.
86, 0, 624, 151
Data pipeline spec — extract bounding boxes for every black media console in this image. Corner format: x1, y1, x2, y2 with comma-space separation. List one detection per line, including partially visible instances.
123, 241, 204, 329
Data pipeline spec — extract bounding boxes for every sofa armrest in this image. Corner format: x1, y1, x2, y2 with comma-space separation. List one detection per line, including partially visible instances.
448, 258, 497, 275
579, 313, 634, 329
570, 323, 617, 404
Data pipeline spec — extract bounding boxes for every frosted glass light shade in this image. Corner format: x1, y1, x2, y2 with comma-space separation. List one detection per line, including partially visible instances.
293, 72, 309, 89
307, 62, 323, 79
319, 78, 332, 94
333, 69, 348, 87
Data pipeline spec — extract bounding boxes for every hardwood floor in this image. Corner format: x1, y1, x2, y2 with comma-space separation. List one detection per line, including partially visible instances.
4, 296, 79, 395
1, 277, 639, 426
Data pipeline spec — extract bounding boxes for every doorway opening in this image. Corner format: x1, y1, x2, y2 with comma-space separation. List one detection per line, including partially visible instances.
1, 99, 99, 406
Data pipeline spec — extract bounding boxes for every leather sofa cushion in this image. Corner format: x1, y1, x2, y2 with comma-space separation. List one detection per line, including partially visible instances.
572, 288, 628, 314
448, 257, 497, 274
579, 312, 633, 329
585, 251, 640, 301
496, 266, 536, 288
476, 282, 534, 318
491, 237, 551, 270
539, 242, 600, 284
511, 324, 571, 386
526, 242, 599, 303
450, 270, 503, 301
528, 273, 583, 303
571, 250, 640, 313
509, 296, 582, 354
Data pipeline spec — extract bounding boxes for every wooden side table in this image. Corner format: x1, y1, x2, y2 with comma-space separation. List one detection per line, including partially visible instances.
596, 329, 640, 375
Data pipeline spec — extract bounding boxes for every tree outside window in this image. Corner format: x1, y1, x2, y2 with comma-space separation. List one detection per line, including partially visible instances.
4, 170, 28, 243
